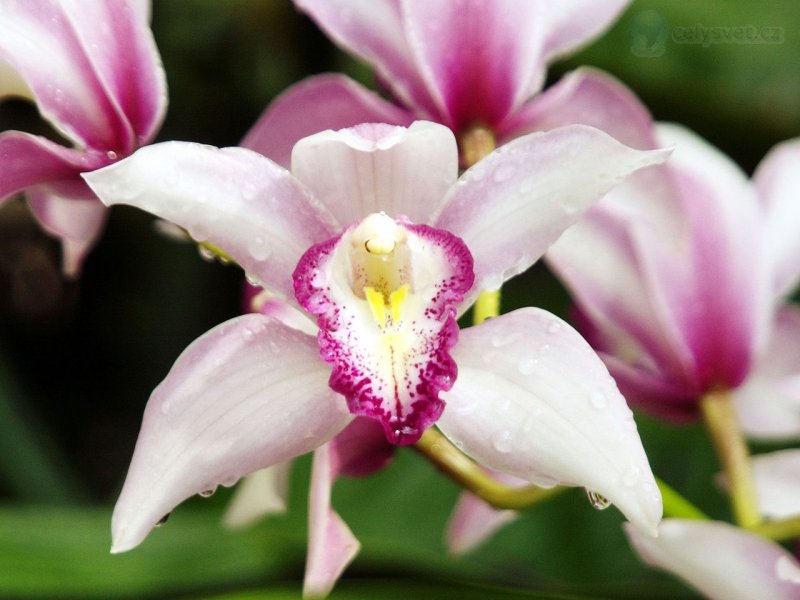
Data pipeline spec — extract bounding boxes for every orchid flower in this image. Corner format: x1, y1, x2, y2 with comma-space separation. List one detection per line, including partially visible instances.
625, 519, 800, 600
243, 0, 633, 167
0, 0, 166, 276
83, 121, 668, 595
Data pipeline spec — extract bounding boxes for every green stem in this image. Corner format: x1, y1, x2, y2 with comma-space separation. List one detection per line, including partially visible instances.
748, 515, 800, 542
657, 477, 708, 520
413, 428, 564, 510
473, 290, 501, 325
699, 388, 761, 528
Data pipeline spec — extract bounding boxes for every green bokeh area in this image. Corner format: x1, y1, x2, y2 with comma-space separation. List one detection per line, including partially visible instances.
0, 0, 798, 598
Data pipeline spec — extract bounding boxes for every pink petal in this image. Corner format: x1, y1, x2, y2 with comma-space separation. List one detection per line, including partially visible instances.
750, 450, 800, 520
83, 142, 339, 300
223, 463, 292, 528
303, 442, 360, 599
500, 67, 656, 149
330, 417, 395, 477
625, 519, 800, 600
400, 0, 547, 130
0, 0, 165, 151
434, 125, 671, 301
541, 0, 631, 61
294, 0, 441, 118
753, 138, 800, 297
111, 314, 351, 553
437, 308, 662, 536
446, 491, 517, 555
242, 74, 413, 169
291, 121, 458, 227
27, 188, 107, 277
734, 304, 800, 440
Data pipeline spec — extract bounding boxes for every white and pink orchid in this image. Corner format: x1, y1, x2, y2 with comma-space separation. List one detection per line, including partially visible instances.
243, 0, 633, 167
83, 121, 668, 592
0, 0, 166, 275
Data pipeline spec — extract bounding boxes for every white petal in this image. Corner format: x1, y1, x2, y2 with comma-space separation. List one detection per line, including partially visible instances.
111, 314, 351, 553
751, 449, 800, 520
626, 519, 800, 600
433, 125, 670, 298
83, 142, 339, 299
291, 120, 458, 227
223, 463, 292, 528
438, 308, 662, 535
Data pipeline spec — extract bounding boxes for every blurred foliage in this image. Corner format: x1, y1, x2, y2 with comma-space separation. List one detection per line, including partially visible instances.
0, 0, 798, 598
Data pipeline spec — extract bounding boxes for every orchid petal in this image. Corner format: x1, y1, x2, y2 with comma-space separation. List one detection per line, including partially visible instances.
330, 417, 395, 477
400, 0, 547, 129
500, 68, 656, 149
243, 74, 413, 169
27, 188, 107, 277
753, 138, 800, 297
446, 491, 517, 555
734, 304, 800, 440
303, 442, 360, 599
223, 462, 292, 528
749, 450, 800, 520
541, 0, 631, 61
438, 308, 662, 536
294, 0, 440, 118
111, 314, 351, 553
434, 125, 670, 300
291, 121, 458, 227
83, 141, 339, 299
0, 0, 165, 151
625, 519, 800, 600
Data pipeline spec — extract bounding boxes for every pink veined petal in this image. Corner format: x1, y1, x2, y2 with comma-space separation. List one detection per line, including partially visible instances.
303, 442, 360, 599
499, 67, 657, 150
541, 0, 631, 61
27, 188, 107, 278
222, 462, 292, 528
750, 449, 800, 520
294, 0, 441, 119
83, 141, 340, 300
446, 469, 525, 554
0, 0, 132, 150
625, 519, 800, 600
242, 74, 413, 169
753, 138, 800, 297
400, 0, 547, 130
437, 308, 662, 536
734, 304, 800, 440
291, 121, 458, 227
56, 0, 167, 145
111, 314, 352, 553
433, 124, 671, 304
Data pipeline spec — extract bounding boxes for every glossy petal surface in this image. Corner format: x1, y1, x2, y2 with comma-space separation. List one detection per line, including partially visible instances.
542, 0, 631, 61
751, 449, 800, 520
112, 314, 351, 553
243, 74, 412, 169
291, 121, 457, 227
434, 125, 670, 299
438, 308, 662, 535
83, 142, 339, 299
626, 519, 800, 600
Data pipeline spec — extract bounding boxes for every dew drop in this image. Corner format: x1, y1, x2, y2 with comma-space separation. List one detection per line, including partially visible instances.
517, 356, 537, 375
241, 182, 258, 201
245, 272, 263, 287
622, 465, 641, 487
198, 245, 215, 262
106, 150, 118, 161
199, 487, 216, 498
155, 513, 171, 527
491, 429, 513, 453
159, 399, 172, 415
585, 490, 611, 510
589, 391, 607, 409
547, 320, 562, 334
242, 327, 255, 342
248, 236, 270, 261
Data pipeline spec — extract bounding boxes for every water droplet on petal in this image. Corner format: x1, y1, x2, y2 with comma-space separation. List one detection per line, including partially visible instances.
241, 182, 258, 201
245, 272, 263, 287
585, 490, 611, 510
198, 245, 215, 262
199, 487, 216, 498
156, 513, 171, 527
106, 150, 118, 161
622, 465, 641, 487
547, 320, 562, 334
248, 236, 271, 261
242, 327, 255, 342
517, 356, 537, 375
491, 429, 513, 453
589, 391, 607, 409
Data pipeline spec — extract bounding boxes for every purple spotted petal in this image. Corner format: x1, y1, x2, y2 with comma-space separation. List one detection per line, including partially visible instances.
294, 216, 474, 445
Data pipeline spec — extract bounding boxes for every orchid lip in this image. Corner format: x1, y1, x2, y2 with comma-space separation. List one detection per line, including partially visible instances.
293, 212, 474, 445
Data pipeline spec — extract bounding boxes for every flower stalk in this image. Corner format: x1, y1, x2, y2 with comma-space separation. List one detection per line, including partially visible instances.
699, 388, 761, 528
414, 428, 564, 510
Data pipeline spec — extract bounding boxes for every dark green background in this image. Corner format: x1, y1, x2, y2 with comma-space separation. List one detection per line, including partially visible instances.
0, 1, 798, 597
